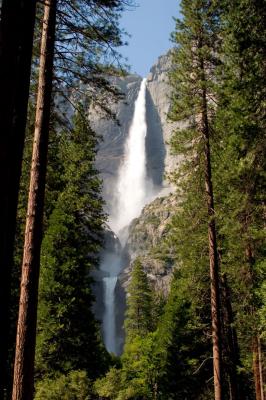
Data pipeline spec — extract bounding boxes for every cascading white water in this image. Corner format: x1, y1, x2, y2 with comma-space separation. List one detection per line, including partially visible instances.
100, 250, 122, 354
102, 276, 118, 353
109, 78, 153, 240
102, 78, 154, 355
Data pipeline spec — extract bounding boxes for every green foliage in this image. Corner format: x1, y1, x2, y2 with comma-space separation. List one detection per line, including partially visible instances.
156, 272, 213, 399
5, 100, 67, 398
95, 333, 162, 400
33, 2, 266, 399
96, 1, 266, 399
125, 259, 153, 341
157, 167, 214, 399
35, 370, 94, 400
94, 367, 123, 399
121, 333, 162, 399
95, 268, 213, 399
212, 0, 266, 384
94, 261, 162, 399
35, 105, 109, 380
169, 0, 220, 146
8, 0, 133, 396
164, 2, 222, 395
167, 0, 265, 397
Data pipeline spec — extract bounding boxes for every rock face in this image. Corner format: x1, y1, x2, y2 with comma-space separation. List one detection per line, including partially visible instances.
91, 74, 142, 211
146, 52, 179, 179
91, 52, 178, 213
121, 194, 178, 296
90, 52, 182, 353
54, 52, 182, 354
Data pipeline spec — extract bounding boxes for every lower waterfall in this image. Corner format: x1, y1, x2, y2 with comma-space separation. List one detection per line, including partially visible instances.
101, 78, 154, 354
102, 276, 118, 354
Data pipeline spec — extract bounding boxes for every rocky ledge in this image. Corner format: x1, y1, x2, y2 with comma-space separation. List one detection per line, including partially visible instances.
120, 193, 179, 296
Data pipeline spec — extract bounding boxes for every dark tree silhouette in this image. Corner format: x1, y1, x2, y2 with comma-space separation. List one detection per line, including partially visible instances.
0, 1, 37, 397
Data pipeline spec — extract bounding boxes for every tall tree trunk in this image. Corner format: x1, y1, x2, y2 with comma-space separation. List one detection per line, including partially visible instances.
199, 61, 223, 400
253, 334, 265, 400
245, 242, 265, 400
258, 337, 265, 400
221, 273, 240, 400
253, 336, 263, 400
12, 1, 56, 399
0, 1, 36, 397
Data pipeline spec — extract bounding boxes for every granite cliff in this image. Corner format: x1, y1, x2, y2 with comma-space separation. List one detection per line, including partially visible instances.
91, 51, 177, 213
121, 193, 178, 296
90, 52, 182, 353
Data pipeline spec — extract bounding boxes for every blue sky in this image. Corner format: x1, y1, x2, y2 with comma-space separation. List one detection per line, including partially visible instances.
119, 1, 181, 77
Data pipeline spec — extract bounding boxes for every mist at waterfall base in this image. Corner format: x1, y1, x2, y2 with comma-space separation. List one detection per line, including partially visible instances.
100, 78, 158, 355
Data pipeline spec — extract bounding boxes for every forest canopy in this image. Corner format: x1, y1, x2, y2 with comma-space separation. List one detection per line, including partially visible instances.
0, 1, 265, 400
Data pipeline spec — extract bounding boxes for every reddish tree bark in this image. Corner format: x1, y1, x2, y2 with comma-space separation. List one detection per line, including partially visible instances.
221, 273, 240, 400
253, 334, 265, 400
12, 1, 57, 399
245, 243, 265, 400
0, 0, 36, 397
258, 337, 265, 400
199, 56, 223, 400
253, 336, 263, 400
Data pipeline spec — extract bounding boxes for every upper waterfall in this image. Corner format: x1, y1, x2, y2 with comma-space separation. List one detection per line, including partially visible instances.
109, 78, 153, 239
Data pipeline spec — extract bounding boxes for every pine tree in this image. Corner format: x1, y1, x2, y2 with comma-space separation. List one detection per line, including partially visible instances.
12, 1, 129, 397
94, 260, 159, 399
2, 103, 65, 399
153, 183, 216, 398
35, 370, 95, 400
169, 1, 224, 398
220, 274, 241, 400
35, 105, 108, 382
12, 1, 57, 399
124, 258, 153, 341
214, 1, 266, 398
156, 273, 213, 399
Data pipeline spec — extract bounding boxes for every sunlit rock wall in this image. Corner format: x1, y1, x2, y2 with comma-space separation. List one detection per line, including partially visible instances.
91, 52, 179, 212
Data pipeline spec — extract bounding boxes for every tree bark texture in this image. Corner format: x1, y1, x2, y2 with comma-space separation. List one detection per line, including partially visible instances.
245, 243, 265, 400
258, 337, 265, 400
199, 61, 223, 400
221, 273, 240, 400
12, 1, 56, 399
253, 336, 265, 400
0, 1, 36, 397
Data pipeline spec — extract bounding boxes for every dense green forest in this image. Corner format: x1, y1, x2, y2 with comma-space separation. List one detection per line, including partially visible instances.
0, 0, 265, 399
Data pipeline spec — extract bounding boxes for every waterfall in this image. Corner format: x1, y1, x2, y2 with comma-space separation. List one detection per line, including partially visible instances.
109, 78, 153, 240
103, 276, 118, 354
101, 78, 153, 355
